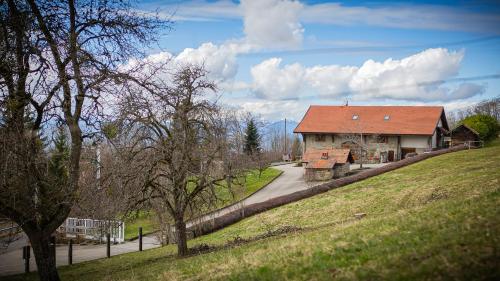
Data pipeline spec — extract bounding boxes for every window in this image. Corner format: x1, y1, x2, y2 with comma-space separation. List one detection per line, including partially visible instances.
315, 134, 326, 142
384, 115, 390, 121
331, 134, 335, 143
352, 115, 359, 120
377, 136, 388, 143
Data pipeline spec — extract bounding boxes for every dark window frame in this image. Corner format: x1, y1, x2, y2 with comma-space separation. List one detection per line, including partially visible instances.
315, 134, 326, 142
376, 135, 388, 143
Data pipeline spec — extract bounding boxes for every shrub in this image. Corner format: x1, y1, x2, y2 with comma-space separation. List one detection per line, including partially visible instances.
460, 114, 499, 141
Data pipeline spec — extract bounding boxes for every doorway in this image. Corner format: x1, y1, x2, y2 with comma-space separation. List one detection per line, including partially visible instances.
401, 147, 416, 159
388, 150, 394, 162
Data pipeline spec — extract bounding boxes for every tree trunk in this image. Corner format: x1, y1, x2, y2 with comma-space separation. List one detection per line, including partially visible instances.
29, 231, 60, 281
175, 218, 188, 256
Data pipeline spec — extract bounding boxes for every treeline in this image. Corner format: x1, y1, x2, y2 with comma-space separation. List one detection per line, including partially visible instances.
447, 96, 499, 141
447, 96, 500, 128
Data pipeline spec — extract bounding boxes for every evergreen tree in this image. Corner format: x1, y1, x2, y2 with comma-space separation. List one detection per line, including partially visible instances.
49, 126, 70, 182
244, 118, 260, 155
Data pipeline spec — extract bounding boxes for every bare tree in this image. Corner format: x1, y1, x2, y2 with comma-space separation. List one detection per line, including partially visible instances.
447, 96, 500, 128
0, 1, 166, 280
291, 134, 302, 161
340, 120, 380, 168
71, 142, 129, 221
107, 65, 239, 256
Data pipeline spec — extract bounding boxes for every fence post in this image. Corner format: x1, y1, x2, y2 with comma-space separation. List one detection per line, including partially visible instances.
139, 227, 143, 251
106, 233, 111, 258
50, 236, 56, 265
68, 239, 73, 265
23, 246, 30, 273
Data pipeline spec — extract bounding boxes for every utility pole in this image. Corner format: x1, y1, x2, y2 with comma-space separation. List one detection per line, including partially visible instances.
284, 118, 287, 157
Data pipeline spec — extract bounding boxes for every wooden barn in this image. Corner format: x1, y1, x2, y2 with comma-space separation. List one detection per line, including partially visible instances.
445, 124, 481, 147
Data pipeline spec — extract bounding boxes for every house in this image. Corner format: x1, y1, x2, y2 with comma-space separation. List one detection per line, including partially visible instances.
445, 124, 480, 147
302, 148, 354, 181
294, 105, 449, 163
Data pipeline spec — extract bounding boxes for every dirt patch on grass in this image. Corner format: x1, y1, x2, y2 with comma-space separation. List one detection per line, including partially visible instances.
186, 225, 303, 256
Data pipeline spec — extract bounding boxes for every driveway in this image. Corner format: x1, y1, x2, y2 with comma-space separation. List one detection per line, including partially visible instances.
0, 164, 316, 276
188, 163, 321, 226
0, 234, 160, 276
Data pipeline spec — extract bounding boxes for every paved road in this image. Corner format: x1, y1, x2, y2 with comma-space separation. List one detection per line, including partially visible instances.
0, 164, 311, 276
0, 235, 160, 276
0, 163, 355, 276
188, 164, 321, 226
188, 163, 389, 226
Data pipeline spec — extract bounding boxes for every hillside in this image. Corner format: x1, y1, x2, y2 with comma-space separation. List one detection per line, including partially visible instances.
9, 140, 500, 281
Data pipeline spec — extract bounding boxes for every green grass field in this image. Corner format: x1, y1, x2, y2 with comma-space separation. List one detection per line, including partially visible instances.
213, 167, 283, 209
124, 167, 282, 240
124, 211, 156, 240
9, 141, 500, 280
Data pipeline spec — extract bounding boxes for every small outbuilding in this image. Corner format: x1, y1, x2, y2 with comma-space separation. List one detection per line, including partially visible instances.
302, 148, 354, 181
445, 124, 481, 147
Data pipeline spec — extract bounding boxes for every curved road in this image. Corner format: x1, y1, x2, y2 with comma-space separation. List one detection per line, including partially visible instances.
0, 163, 318, 276
188, 163, 321, 226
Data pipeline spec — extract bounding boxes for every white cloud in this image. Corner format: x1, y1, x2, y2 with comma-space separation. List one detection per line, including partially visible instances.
251, 58, 305, 99
166, 0, 241, 22
125, 0, 306, 88
305, 65, 357, 96
249, 48, 484, 102
241, 0, 304, 49
448, 83, 486, 100
121, 42, 251, 84
218, 80, 251, 92
301, 3, 500, 33
238, 99, 308, 121
174, 42, 247, 80
154, 1, 500, 34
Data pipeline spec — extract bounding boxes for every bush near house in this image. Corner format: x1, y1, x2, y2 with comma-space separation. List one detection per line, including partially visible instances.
460, 114, 499, 141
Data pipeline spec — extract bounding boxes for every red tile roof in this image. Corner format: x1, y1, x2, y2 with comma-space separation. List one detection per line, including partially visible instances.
303, 148, 353, 164
305, 159, 336, 169
294, 105, 447, 136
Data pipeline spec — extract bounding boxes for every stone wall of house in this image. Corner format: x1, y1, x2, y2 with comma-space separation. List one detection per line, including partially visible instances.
304, 133, 438, 163
362, 135, 399, 163
305, 168, 333, 181
303, 134, 335, 150
303, 133, 400, 163
333, 163, 350, 178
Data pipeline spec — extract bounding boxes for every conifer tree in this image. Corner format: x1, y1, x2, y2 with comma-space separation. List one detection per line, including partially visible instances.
244, 118, 260, 155
49, 126, 70, 182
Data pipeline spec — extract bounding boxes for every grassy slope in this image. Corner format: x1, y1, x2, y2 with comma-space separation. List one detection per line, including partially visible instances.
10, 142, 500, 281
124, 211, 156, 240
124, 168, 282, 240
213, 167, 283, 208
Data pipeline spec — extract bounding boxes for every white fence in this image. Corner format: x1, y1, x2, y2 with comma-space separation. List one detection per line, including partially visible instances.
464, 140, 484, 149
59, 218, 125, 243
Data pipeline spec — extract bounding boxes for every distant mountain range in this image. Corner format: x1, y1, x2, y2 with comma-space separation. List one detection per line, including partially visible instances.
263, 120, 300, 137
